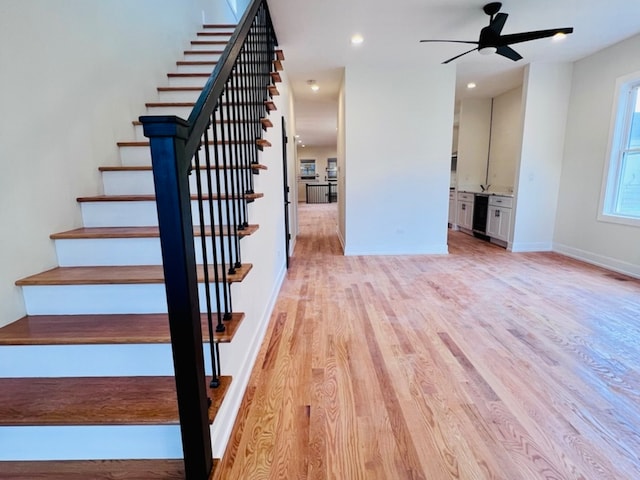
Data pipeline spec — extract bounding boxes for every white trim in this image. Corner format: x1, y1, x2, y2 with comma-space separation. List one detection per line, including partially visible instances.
209, 262, 287, 458
509, 242, 553, 253
553, 242, 640, 279
343, 244, 449, 256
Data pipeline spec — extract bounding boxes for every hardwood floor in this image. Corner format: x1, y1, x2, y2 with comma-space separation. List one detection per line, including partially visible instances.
214, 203, 640, 479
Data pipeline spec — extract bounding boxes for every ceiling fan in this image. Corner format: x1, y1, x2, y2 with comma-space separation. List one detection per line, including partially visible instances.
420, 2, 574, 64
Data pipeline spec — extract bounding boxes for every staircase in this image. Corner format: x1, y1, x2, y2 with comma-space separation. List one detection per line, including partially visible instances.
0, 9, 285, 478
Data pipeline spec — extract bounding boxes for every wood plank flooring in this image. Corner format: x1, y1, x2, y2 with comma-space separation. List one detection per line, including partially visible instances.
214, 203, 640, 480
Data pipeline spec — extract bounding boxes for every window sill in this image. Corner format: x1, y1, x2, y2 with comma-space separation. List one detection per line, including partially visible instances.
597, 212, 640, 228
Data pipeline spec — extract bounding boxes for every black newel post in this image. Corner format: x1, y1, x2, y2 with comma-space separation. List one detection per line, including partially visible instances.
140, 115, 213, 480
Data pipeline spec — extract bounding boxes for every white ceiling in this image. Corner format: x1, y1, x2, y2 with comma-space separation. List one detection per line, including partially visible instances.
268, 0, 640, 148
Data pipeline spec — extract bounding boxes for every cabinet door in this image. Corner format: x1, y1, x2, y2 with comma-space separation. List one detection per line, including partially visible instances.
487, 206, 512, 241
448, 197, 455, 224
457, 201, 473, 229
497, 207, 512, 241
487, 206, 501, 238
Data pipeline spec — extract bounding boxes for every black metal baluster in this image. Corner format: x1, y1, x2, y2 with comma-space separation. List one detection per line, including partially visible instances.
212, 101, 232, 320
193, 144, 222, 391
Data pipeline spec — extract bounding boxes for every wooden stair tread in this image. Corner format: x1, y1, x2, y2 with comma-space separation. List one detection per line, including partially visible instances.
184, 50, 225, 55
100, 164, 267, 172
275, 49, 285, 61
191, 40, 228, 46
202, 24, 236, 29
176, 60, 218, 66
15, 264, 253, 286
156, 86, 204, 92
50, 224, 259, 239
76, 192, 264, 202
0, 312, 244, 345
0, 459, 188, 479
118, 139, 256, 147
197, 32, 234, 37
0, 376, 230, 426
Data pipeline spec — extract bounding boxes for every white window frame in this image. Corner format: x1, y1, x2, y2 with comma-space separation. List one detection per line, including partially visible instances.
599, 71, 640, 227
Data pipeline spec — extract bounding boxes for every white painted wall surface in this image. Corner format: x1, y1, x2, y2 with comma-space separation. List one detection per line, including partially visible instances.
554, 34, 640, 276
457, 98, 492, 190
487, 86, 523, 192
343, 64, 455, 255
0, 0, 220, 326
337, 77, 347, 250
512, 62, 573, 252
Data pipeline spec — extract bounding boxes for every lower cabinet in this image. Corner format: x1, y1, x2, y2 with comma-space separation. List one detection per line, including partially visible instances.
456, 192, 474, 230
448, 191, 456, 225
486, 196, 513, 242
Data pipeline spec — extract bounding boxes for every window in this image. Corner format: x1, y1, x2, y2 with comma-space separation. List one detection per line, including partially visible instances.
600, 73, 640, 226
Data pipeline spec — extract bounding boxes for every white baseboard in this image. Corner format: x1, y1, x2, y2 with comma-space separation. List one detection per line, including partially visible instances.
209, 261, 287, 457
552, 242, 640, 279
509, 241, 553, 252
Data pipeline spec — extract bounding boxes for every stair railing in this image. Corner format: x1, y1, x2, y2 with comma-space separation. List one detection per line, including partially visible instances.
139, 0, 277, 478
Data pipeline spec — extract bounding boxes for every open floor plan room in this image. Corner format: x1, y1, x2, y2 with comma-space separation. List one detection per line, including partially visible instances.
215, 203, 640, 480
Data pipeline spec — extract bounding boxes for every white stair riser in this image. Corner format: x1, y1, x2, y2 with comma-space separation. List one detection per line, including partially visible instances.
176, 64, 216, 74
0, 343, 217, 377
183, 52, 223, 62
55, 236, 241, 267
167, 75, 208, 87
21, 283, 230, 315
190, 42, 228, 51
80, 200, 238, 227
145, 105, 193, 118
102, 169, 248, 195
119, 143, 254, 166
156, 89, 202, 103
0, 425, 182, 461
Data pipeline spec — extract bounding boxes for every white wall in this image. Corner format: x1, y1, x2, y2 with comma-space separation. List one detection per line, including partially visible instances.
337, 76, 347, 249
457, 98, 492, 190
512, 62, 573, 252
457, 87, 522, 193
488, 86, 523, 192
343, 64, 455, 255
554, 34, 640, 276
0, 0, 223, 326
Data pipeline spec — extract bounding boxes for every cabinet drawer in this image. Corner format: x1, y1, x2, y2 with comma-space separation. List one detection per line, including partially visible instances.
458, 192, 474, 202
489, 195, 513, 208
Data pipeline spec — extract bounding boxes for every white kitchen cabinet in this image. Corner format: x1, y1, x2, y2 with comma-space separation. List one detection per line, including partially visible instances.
448, 190, 456, 226
486, 195, 513, 242
456, 192, 474, 231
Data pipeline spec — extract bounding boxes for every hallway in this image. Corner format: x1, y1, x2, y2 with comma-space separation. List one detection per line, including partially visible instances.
215, 203, 640, 479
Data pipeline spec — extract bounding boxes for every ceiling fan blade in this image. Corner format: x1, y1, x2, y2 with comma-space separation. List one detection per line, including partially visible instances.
497, 27, 573, 46
489, 12, 508, 34
420, 39, 479, 45
495, 45, 522, 61
442, 47, 479, 64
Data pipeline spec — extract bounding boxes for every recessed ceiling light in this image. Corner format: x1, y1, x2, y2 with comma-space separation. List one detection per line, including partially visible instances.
295, 134, 300, 138
301, 144, 306, 147
351, 34, 364, 45
310, 84, 320, 92
467, 82, 477, 89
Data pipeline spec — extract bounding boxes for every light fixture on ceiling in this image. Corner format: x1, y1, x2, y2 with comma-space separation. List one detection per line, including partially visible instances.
351, 34, 364, 45
307, 79, 319, 92
478, 46, 497, 55
467, 82, 477, 89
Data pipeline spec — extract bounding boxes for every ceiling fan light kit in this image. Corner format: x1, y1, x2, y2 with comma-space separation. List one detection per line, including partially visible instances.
420, 2, 574, 64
